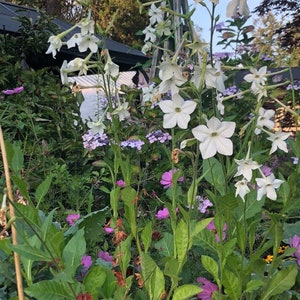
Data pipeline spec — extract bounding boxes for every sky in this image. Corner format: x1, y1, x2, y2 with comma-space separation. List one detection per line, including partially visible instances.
188, 0, 263, 52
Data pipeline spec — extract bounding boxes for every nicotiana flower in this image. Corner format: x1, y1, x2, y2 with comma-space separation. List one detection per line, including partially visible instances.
244, 66, 267, 93
159, 94, 197, 129
160, 169, 184, 189
111, 102, 130, 121
104, 56, 119, 78
67, 33, 83, 49
267, 130, 290, 154
155, 207, 170, 219
143, 25, 156, 43
197, 277, 218, 300
148, 3, 164, 25
289, 235, 300, 266
255, 173, 284, 201
206, 220, 227, 243
156, 20, 172, 37
216, 94, 224, 115
205, 61, 228, 93
235, 179, 250, 202
192, 116, 236, 159
77, 34, 99, 53
78, 18, 95, 35
66, 213, 80, 226
46, 35, 63, 58
226, 0, 250, 18
87, 118, 106, 136
255, 107, 275, 135
234, 158, 261, 181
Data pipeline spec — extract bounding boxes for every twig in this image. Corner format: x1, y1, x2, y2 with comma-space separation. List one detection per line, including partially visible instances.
0, 126, 24, 300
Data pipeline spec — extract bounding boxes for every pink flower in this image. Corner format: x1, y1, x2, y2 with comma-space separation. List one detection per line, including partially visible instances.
104, 227, 114, 234
160, 169, 184, 189
289, 235, 300, 265
197, 277, 218, 300
261, 165, 272, 176
116, 179, 126, 188
2, 86, 24, 95
81, 255, 93, 271
206, 220, 227, 243
155, 207, 170, 219
98, 251, 113, 262
66, 213, 80, 226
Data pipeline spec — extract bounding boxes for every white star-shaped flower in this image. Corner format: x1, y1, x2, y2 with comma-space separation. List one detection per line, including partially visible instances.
67, 58, 89, 76
67, 33, 83, 49
88, 118, 106, 136
143, 25, 156, 43
192, 116, 236, 159
104, 59, 119, 78
234, 158, 261, 181
226, 0, 250, 18
244, 66, 267, 93
78, 34, 99, 53
46, 35, 63, 58
255, 107, 275, 134
235, 179, 250, 202
159, 94, 197, 129
60, 60, 69, 85
267, 130, 290, 154
78, 18, 95, 35
112, 102, 130, 121
205, 61, 227, 92
148, 3, 164, 25
256, 173, 284, 201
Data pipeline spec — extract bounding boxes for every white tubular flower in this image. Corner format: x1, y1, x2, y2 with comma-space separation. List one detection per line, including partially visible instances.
159, 94, 197, 129
142, 84, 156, 104
143, 25, 156, 43
256, 173, 284, 201
67, 33, 83, 49
226, 0, 250, 18
46, 35, 63, 58
148, 3, 164, 25
78, 18, 95, 35
205, 61, 228, 93
60, 60, 69, 85
244, 66, 267, 93
104, 59, 119, 78
267, 130, 291, 154
78, 34, 99, 53
192, 116, 236, 159
87, 118, 106, 136
234, 158, 261, 181
255, 107, 275, 135
156, 21, 172, 37
112, 102, 130, 121
141, 42, 153, 54
67, 58, 89, 75
216, 94, 224, 115
235, 179, 250, 202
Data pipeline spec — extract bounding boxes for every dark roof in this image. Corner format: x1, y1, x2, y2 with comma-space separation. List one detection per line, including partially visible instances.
0, 1, 148, 70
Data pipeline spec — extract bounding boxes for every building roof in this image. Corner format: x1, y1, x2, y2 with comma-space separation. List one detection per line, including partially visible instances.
0, 1, 148, 70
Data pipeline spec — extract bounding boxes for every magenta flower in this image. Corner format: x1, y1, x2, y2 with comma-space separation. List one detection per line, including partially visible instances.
160, 169, 184, 189
116, 180, 126, 188
197, 277, 218, 300
98, 251, 113, 262
104, 227, 114, 234
2, 86, 24, 95
81, 255, 93, 271
206, 220, 227, 243
66, 213, 80, 226
289, 235, 300, 265
155, 207, 170, 219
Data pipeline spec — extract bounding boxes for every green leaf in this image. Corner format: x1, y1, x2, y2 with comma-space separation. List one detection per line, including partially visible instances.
141, 221, 152, 253
245, 280, 264, 293
201, 255, 219, 284
261, 264, 298, 300
175, 219, 190, 264
60, 228, 86, 282
35, 175, 53, 208
84, 266, 107, 298
222, 269, 241, 300
191, 218, 213, 240
9, 243, 52, 262
172, 284, 202, 300
154, 232, 174, 257
11, 142, 24, 173
25, 280, 78, 300
11, 175, 31, 202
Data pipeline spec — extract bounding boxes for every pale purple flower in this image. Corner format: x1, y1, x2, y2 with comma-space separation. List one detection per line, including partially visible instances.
155, 207, 170, 219
2, 86, 24, 95
66, 214, 80, 226
104, 227, 114, 234
196, 196, 213, 213
261, 165, 272, 177
146, 130, 172, 144
215, 22, 224, 32
291, 157, 299, 165
82, 130, 109, 151
121, 139, 145, 150
116, 180, 126, 188
197, 277, 218, 300
160, 169, 184, 189
81, 255, 93, 271
207, 220, 227, 242
289, 235, 300, 266
98, 251, 113, 262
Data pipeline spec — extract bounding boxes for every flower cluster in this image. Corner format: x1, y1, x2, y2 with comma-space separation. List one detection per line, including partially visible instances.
146, 130, 172, 144
82, 130, 109, 151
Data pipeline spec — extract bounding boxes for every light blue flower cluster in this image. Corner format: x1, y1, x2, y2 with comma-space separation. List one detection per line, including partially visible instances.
82, 130, 109, 150
121, 139, 145, 150
146, 130, 172, 144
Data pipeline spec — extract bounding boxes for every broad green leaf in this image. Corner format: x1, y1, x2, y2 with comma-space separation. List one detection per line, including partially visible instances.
172, 284, 202, 300
61, 228, 86, 281
245, 280, 264, 293
141, 221, 152, 253
201, 255, 219, 284
175, 219, 189, 264
223, 269, 241, 300
261, 264, 297, 300
84, 266, 106, 298
9, 243, 52, 262
25, 280, 78, 300
191, 218, 213, 239
11, 142, 24, 173
35, 175, 53, 208
118, 235, 132, 276
154, 232, 174, 257
150, 265, 165, 300
11, 175, 31, 202
164, 257, 180, 282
